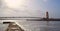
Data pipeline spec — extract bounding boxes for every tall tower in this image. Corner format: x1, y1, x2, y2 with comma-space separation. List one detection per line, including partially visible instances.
46, 11, 49, 19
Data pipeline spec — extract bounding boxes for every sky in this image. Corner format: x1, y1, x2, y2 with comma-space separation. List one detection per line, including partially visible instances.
0, 0, 60, 18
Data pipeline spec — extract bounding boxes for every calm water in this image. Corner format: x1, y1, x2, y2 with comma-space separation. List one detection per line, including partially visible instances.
0, 20, 60, 31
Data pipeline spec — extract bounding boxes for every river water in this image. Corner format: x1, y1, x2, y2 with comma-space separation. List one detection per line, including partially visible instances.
0, 20, 60, 31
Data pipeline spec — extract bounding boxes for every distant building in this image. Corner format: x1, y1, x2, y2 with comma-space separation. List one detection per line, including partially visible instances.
46, 11, 49, 19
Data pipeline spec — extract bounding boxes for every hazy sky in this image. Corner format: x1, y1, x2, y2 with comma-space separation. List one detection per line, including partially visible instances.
0, 0, 60, 18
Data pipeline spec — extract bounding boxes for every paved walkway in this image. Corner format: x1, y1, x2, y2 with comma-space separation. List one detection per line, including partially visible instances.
5, 22, 24, 31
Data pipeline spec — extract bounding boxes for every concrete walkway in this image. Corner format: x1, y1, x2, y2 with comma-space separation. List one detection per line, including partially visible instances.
4, 22, 24, 31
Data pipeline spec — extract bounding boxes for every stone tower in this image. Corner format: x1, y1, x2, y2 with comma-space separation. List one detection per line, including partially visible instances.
46, 11, 49, 19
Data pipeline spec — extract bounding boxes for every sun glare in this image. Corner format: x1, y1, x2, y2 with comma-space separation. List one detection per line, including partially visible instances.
4, 0, 25, 8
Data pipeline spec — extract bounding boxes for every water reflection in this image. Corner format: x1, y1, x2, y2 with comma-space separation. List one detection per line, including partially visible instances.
0, 20, 60, 31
